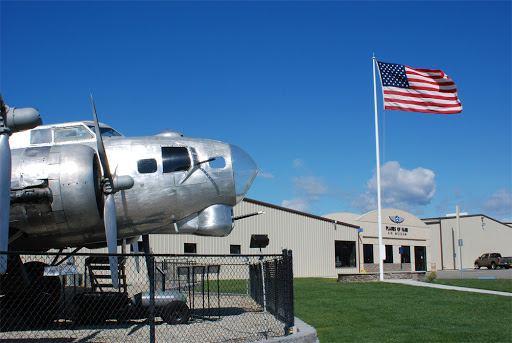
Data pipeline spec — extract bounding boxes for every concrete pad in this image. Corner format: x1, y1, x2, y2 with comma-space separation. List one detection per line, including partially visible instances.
258, 317, 319, 343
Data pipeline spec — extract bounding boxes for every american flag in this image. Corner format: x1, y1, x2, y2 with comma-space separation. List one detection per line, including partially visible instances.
377, 61, 462, 114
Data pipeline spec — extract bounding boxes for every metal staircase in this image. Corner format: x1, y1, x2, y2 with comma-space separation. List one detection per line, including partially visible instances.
85, 256, 127, 293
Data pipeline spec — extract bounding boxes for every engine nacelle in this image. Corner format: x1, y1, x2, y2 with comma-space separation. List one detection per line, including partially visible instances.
10, 144, 103, 235
4, 107, 42, 132
175, 204, 234, 237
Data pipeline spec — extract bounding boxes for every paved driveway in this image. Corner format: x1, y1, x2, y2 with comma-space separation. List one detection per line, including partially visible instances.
436, 268, 512, 279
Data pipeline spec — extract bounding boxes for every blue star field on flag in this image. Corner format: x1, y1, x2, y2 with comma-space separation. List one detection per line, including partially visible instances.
378, 62, 410, 88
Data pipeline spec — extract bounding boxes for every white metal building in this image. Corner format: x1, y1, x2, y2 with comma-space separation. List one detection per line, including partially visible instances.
149, 198, 360, 278
94, 198, 511, 277
423, 214, 512, 270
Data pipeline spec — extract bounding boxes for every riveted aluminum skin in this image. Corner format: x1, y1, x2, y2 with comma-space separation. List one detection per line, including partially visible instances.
173, 204, 234, 237
8, 122, 257, 250
10, 145, 102, 237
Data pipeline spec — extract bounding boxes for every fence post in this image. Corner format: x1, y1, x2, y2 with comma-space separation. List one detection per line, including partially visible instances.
260, 252, 268, 339
142, 234, 156, 343
274, 259, 278, 315
282, 249, 294, 335
148, 255, 156, 343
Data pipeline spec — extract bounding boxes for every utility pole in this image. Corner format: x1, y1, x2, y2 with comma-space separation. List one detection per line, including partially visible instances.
456, 206, 463, 279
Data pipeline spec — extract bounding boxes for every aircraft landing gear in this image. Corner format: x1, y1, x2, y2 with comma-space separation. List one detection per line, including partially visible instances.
0, 256, 61, 329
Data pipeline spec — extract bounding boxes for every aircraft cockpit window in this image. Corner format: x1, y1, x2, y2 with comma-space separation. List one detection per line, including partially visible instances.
30, 129, 52, 144
88, 126, 123, 137
162, 147, 191, 173
54, 126, 93, 143
209, 157, 226, 169
137, 159, 158, 174
100, 128, 122, 137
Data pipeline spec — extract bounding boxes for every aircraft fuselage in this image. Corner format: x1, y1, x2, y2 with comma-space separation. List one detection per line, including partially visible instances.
8, 122, 257, 250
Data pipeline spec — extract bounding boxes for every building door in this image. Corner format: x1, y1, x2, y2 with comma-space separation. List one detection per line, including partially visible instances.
414, 246, 427, 271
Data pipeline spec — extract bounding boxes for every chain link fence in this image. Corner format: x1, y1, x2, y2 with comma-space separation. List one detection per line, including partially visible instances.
0, 250, 294, 342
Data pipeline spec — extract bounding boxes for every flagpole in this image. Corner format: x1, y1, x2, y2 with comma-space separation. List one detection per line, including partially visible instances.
373, 56, 384, 281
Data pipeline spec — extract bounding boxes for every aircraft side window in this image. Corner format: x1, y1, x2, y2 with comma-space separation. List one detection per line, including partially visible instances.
137, 159, 158, 174
54, 126, 93, 142
209, 156, 226, 169
30, 129, 52, 144
162, 147, 191, 173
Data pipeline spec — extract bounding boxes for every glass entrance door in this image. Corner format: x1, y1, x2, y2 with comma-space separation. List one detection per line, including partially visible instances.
414, 246, 427, 271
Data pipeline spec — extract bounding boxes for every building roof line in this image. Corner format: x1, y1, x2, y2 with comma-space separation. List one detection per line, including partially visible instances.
243, 198, 359, 229
422, 214, 509, 227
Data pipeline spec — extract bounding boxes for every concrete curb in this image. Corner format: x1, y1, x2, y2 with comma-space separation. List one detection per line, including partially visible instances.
383, 279, 512, 296
258, 317, 319, 343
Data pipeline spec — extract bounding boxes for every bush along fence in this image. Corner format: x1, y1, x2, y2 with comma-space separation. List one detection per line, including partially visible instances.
0, 250, 294, 342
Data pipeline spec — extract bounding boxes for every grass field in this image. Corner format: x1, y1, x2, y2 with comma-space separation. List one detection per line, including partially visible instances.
294, 278, 512, 343
194, 279, 248, 294
434, 279, 512, 293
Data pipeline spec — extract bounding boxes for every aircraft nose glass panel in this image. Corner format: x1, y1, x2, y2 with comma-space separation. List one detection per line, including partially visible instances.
230, 145, 258, 203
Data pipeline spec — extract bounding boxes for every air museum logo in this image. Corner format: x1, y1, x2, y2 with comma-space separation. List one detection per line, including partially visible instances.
386, 216, 408, 236
385, 225, 408, 236
389, 215, 405, 224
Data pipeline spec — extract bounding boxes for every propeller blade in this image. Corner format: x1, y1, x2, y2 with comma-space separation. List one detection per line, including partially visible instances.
104, 193, 119, 289
90, 95, 120, 288
0, 134, 10, 274
90, 94, 112, 181
0, 92, 10, 275
132, 242, 140, 273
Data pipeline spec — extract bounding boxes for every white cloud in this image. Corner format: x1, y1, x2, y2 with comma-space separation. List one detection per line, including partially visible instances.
292, 176, 328, 197
482, 188, 512, 220
281, 176, 329, 213
258, 171, 275, 179
292, 159, 304, 169
351, 192, 376, 213
352, 161, 436, 212
282, 198, 311, 212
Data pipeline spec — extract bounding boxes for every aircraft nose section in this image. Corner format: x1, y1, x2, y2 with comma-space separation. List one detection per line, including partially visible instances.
230, 145, 258, 204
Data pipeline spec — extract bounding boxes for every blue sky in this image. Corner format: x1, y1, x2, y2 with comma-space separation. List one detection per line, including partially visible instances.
1, 1, 511, 221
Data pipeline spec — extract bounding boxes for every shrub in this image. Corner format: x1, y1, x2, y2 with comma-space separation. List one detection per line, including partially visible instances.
424, 271, 437, 283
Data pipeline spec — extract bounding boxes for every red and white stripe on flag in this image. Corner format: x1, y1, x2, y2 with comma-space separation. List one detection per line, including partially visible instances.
377, 61, 462, 114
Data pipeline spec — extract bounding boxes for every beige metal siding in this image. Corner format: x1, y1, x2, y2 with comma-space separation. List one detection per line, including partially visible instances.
428, 216, 512, 270
148, 200, 358, 278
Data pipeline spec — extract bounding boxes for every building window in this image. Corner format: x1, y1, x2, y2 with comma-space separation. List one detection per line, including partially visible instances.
363, 244, 374, 263
335, 241, 356, 268
401, 246, 411, 263
384, 245, 393, 263
184, 243, 197, 254
130, 241, 145, 253
230, 245, 241, 255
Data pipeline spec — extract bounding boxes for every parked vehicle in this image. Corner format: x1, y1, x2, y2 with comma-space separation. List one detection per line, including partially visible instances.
73, 290, 190, 325
474, 253, 512, 269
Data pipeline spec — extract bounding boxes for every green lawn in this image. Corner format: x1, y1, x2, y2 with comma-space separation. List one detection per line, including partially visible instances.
195, 279, 248, 294
434, 279, 512, 293
294, 278, 512, 343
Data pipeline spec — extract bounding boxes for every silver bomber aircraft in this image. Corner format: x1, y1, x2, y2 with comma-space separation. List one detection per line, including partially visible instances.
0, 93, 258, 289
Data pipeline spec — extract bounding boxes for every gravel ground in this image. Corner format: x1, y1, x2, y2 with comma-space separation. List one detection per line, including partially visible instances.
0, 294, 287, 343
